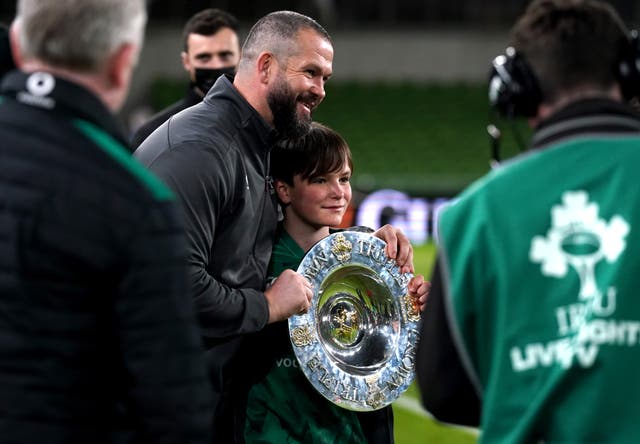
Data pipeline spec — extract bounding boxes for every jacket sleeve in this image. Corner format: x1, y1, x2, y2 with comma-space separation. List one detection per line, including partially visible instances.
416, 257, 481, 428
137, 138, 270, 338
117, 200, 213, 444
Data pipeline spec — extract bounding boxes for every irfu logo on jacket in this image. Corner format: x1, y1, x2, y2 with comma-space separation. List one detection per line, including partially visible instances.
530, 190, 628, 307
510, 190, 635, 372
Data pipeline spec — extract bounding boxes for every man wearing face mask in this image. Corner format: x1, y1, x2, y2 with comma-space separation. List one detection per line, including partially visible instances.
130, 8, 240, 149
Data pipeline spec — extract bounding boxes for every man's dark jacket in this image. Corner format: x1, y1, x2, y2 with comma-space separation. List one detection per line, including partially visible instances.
134, 75, 278, 442
0, 70, 213, 444
130, 87, 201, 150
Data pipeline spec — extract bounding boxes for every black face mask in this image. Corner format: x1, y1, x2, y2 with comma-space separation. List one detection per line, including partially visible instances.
192, 66, 236, 96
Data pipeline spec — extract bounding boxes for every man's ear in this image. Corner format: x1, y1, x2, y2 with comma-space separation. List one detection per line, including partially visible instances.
180, 51, 190, 72
107, 43, 137, 89
9, 19, 23, 68
256, 51, 275, 84
275, 179, 291, 204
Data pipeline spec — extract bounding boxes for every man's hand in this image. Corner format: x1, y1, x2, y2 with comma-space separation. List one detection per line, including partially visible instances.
408, 274, 430, 312
264, 269, 313, 323
372, 224, 414, 273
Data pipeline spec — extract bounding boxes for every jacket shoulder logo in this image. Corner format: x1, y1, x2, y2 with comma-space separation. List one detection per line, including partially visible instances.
18, 72, 56, 109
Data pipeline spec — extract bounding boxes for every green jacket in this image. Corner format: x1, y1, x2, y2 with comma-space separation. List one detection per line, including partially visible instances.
419, 99, 640, 443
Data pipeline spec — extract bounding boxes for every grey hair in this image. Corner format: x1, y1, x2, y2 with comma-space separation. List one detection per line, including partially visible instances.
238, 10, 330, 72
16, 0, 146, 71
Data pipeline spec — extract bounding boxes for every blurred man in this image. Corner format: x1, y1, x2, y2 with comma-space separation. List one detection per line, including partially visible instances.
417, 0, 640, 442
130, 8, 240, 148
135, 10, 414, 442
0, 1, 212, 443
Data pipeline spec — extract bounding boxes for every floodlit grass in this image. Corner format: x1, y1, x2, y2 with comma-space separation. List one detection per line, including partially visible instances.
393, 386, 478, 444
391, 243, 479, 444
412, 242, 437, 278
312, 81, 531, 196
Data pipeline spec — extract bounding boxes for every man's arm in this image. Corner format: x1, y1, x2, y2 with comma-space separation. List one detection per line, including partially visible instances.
416, 257, 481, 427
139, 140, 272, 337
135, 138, 310, 338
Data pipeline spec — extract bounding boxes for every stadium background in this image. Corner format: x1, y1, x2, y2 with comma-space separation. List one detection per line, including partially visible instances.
2, 1, 639, 442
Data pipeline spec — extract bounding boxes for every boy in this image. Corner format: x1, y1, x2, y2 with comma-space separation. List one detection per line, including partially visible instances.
244, 122, 429, 443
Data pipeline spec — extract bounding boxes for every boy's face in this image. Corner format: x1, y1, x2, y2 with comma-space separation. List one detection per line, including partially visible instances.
276, 161, 352, 230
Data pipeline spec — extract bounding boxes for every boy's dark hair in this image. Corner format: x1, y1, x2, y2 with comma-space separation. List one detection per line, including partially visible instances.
270, 122, 353, 186
182, 8, 239, 51
511, 0, 629, 104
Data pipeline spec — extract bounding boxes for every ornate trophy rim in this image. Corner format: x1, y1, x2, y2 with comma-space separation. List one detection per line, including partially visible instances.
289, 231, 421, 411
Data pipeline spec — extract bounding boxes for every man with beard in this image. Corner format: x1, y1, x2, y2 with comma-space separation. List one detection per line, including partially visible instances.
130, 8, 240, 149
134, 10, 415, 442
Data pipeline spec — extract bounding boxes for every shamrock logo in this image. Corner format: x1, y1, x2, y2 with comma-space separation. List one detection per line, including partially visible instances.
530, 191, 629, 301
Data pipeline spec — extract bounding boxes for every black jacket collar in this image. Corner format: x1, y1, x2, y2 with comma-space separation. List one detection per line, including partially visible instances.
532, 98, 640, 150
184, 85, 203, 108
1, 69, 129, 147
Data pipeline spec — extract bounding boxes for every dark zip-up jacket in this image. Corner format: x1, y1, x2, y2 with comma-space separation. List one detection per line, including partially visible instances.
134, 75, 278, 441
129, 87, 201, 150
0, 70, 212, 444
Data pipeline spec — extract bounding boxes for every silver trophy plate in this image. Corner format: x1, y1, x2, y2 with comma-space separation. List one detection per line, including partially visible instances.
289, 231, 421, 411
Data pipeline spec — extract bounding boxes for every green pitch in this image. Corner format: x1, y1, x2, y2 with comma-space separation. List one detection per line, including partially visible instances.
391, 243, 479, 444
392, 384, 478, 444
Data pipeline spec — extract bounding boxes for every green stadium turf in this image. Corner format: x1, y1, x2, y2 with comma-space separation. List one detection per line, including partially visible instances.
393, 385, 478, 444
310, 81, 531, 196
390, 243, 478, 444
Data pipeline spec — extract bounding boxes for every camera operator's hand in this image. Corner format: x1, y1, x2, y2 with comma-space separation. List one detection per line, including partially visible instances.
265, 269, 313, 323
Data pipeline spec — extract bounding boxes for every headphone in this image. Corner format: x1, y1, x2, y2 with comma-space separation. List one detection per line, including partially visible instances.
488, 47, 541, 119
488, 29, 640, 119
